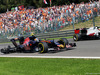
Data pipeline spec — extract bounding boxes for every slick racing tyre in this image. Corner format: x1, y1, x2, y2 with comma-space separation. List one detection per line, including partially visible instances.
38, 42, 48, 53
98, 34, 100, 39
1, 48, 9, 54
73, 34, 81, 41
58, 38, 69, 48
1, 45, 12, 54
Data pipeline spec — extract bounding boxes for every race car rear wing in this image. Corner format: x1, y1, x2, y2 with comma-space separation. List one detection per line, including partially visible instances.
74, 29, 80, 34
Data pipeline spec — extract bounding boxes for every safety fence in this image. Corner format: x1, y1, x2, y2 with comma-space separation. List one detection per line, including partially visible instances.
35, 30, 74, 39
0, 30, 74, 43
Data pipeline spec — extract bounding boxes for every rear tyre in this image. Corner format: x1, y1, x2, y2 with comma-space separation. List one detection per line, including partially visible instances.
73, 34, 81, 41
38, 42, 48, 53
58, 38, 69, 48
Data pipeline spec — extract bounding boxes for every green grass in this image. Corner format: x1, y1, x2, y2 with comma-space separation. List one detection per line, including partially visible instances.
0, 57, 100, 75
43, 36, 73, 40
60, 16, 100, 31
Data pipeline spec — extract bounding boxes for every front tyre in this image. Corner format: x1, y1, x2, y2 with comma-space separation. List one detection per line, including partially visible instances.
1, 48, 9, 54
38, 42, 48, 53
73, 34, 81, 41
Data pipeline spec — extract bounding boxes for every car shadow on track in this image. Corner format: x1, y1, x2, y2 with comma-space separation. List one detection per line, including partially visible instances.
39, 48, 76, 54
80, 39, 99, 41
0, 48, 76, 55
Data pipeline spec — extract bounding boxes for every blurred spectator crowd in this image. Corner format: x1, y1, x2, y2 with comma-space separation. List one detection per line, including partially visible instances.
0, 1, 100, 37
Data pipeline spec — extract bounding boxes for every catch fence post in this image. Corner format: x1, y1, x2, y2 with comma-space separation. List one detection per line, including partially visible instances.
72, 17, 74, 30
93, 12, 95, 28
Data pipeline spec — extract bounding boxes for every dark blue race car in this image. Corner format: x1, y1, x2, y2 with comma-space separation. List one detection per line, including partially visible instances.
1, 35, 76, 54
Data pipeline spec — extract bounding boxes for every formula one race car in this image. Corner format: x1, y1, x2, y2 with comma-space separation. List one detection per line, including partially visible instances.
0, 35, 76, 54
73, 26, 100, 41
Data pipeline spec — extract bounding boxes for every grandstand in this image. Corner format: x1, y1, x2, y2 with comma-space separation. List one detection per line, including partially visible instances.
0, 1, 99, 38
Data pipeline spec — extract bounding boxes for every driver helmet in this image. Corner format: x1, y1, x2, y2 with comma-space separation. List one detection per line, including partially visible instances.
34, 38, 39, 42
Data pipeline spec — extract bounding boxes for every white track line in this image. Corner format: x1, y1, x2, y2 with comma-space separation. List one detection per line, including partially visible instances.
0, 56, 100, 59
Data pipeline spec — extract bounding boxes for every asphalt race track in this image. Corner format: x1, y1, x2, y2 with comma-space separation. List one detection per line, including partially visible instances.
0, 39, 100, 58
